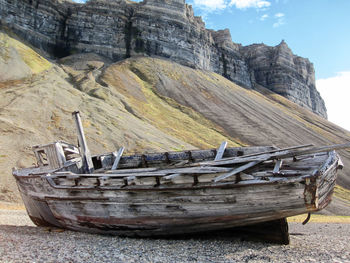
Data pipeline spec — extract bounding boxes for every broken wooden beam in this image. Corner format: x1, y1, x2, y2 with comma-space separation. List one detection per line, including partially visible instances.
112, 147, 125, 170
202, 144, 313, 165
215, 141, 227, 161
273, 159, 283, 174
201, 143, 350, 167
278, 142, 350, 159
214, 160, 263, 182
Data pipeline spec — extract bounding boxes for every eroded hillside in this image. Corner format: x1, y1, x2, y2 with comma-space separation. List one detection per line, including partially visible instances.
0, 31, 349, 214
0, 0, 327, 117
101, 57, 350, 187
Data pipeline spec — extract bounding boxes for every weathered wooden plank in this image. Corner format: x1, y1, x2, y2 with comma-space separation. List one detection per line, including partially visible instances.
43, 175, 279, 191
200, 154, 272, 166
277, 143, 350, 160
215, 141, 228, 161
318, 178, 336, 200
273, 159, 283, 174
48, 199, 305, 219
318, 181, 336, 207
106, 166, 233, 177
96, 146, 276, 169
235, 177, 305, 185
172, 160, 190, 167
318, 151, 339, 175
49, 204, 306, 237
106, 168, 159, 174
48, 171, 311, 190
280, 165, 320, 171
200, 144, 313, 166
214, 161, 263, 182
161, 174, 195, 185
239, 173, 255, 180
62, 147, 80, 155
163, 173, 182, 180
279, 155, 326, 171
163, 166, 232, 174
54, 143, 66, 167
317, 163, 338, 189
111, 147, 125, 170
252, 170, 313, 177
95, 172, 171, 177
200, 143, 348, 168
43, 182, 306, 205
61, 142, 80, 155
225, 144, 314, 160
46, 184, 306, 219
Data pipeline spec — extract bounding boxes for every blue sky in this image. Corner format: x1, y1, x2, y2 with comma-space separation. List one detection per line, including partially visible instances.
72, 0, 350, 131
186, 0, 350, 80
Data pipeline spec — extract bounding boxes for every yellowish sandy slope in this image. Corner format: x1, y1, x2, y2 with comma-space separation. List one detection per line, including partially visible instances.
0, 33, 349, 215
0, 31, 51, 82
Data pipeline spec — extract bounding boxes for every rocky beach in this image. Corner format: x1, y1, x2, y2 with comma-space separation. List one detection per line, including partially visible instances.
0, 209, 349, 263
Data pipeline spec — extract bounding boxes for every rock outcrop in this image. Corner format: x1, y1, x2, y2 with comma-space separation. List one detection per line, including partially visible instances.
0, 0, 327, 117
240, 41, 327, 117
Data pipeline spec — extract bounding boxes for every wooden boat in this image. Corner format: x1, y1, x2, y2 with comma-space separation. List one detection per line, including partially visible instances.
13, 112, 347, 244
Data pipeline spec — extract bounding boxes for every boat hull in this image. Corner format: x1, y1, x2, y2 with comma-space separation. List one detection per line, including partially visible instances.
19, 185, 306, 237
14, 149, 341, 238
14, 178, 330, 237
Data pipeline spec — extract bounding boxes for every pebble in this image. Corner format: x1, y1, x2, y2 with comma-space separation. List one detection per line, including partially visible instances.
0, 210, 349, 263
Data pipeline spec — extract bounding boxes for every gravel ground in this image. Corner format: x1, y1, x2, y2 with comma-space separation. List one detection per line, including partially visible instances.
0, 210, 349, 263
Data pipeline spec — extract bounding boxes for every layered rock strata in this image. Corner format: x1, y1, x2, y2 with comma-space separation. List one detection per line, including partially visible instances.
240, 41, 327, 117
0, 0, 327, 117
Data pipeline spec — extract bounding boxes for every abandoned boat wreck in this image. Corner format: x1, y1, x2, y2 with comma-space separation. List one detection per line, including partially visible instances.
13, 112, 347, 244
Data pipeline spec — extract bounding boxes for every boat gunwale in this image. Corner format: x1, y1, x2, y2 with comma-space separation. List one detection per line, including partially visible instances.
13, 152, 340, 193
12, 145, 276, 177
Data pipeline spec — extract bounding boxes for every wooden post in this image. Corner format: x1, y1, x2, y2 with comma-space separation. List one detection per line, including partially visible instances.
72, 111, 94, 174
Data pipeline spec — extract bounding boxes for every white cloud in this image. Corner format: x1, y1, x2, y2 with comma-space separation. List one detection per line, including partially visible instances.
273, 20, 284, 27
192, 0, 227, 11
229, 0, 271, 9
273, 12, 285, 27
316, 71, 350, 131
260, 14, 269, 21
189, 0, 272, 13
72, 0, 85, 3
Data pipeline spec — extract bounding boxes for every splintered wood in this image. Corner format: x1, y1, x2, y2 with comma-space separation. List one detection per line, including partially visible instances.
102, 143, 347, 185
46, 142, 348, 189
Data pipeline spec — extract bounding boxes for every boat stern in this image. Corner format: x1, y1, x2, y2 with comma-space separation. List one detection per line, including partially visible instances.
305, 151, 342, 212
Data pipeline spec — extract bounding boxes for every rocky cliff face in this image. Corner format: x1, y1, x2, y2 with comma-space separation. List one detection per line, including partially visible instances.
240, 41, 327, 117
0, 0, 327, 117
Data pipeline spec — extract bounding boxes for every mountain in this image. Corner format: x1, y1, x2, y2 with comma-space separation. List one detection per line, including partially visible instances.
0, 0, 326, 117
0, 30, 349, 215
